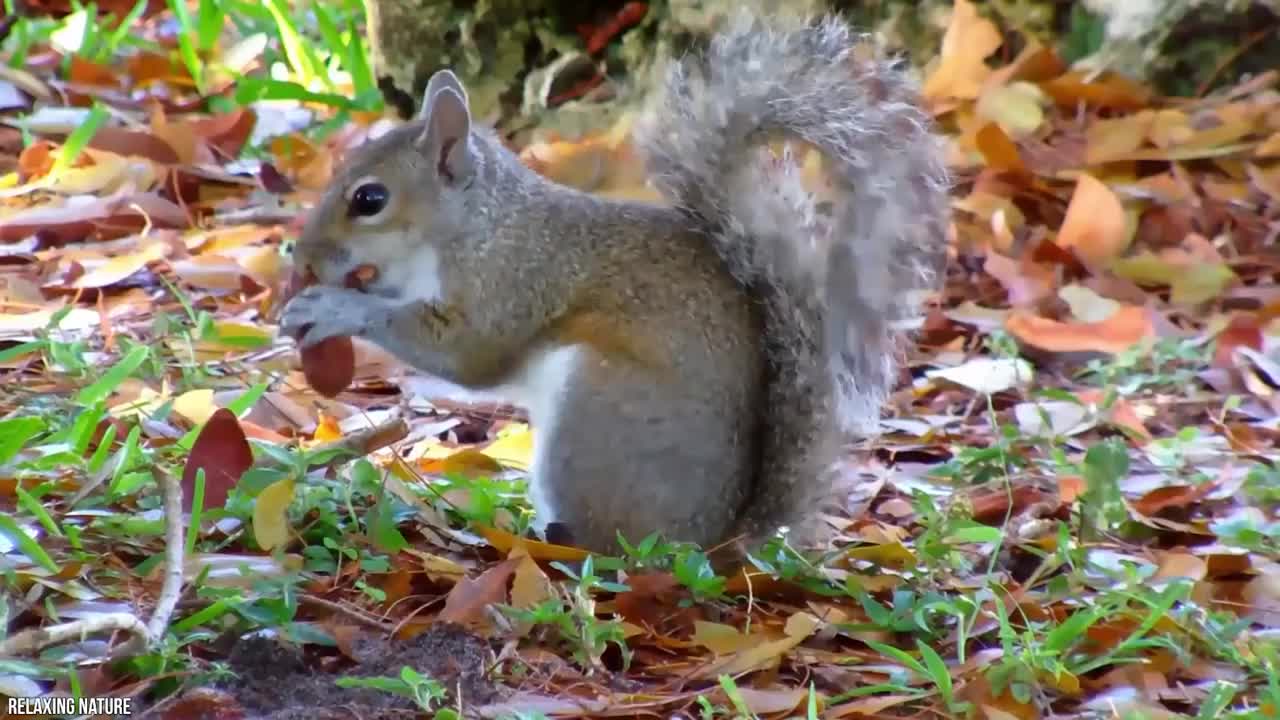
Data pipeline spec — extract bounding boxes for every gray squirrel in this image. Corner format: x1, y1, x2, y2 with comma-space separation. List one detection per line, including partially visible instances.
280, 10, 950, 558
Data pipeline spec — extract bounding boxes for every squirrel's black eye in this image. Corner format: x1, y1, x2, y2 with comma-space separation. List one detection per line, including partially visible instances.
348, 182, 389, 218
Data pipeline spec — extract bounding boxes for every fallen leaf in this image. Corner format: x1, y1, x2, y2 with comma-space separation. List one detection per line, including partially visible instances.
1059, 284, 1121, 323
172, 388, 217, 425
253, 476, 295, 551
181, 407, 253, 512
482, 424, 533, 470
437, 557, 519, 632
976, 82, 1046, 139
1014, 400, 1094, 436
921, 0, 1003, 103
1213, 314, 1265, 368
700, 612, 820, 677
477, 526, 589, 562
1056, 173, 1130, 265
510, 549, 555, 611
71, 242, 167, 289
419, 448, 504, 478
927, 357, 1034, 394
1132, 483, 1217, 518
1006, 306, 1155, 355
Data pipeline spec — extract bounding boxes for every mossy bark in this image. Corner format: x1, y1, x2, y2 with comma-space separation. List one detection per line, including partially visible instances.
361, 0, 946, 137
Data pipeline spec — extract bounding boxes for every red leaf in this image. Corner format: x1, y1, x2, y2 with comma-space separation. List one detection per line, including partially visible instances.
181, 407, 253, 512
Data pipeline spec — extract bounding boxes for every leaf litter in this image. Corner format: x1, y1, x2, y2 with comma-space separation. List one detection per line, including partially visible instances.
1, 1, 1280, 718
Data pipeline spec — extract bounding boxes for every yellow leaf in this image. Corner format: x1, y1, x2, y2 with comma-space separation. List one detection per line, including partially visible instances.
840, 541, 917, 568
1085, 114, 1153, 165
1256, 130, 1280, 158
237, 244, 283, 286
73, 242, 167, 289
48, 148, 154, 196
1058, 285, 1121, 324
699, 612, 820, 677
172, 388, 217, 425
108, 384, 168, 419
401, 547, 468, 583
692, 621, 755, 654
482, 424, 534, 470
510, 549, 555, 611
922, 0, 1003, 103
1172, 263, 1237, 306
1111, 252, 1237, 306
204, 321, 273, 350
976, 82, 1046, 138
253, 477, 295, 551
477, 526, 589, 562
419, 447, 504, 477
314, 413, 343, 443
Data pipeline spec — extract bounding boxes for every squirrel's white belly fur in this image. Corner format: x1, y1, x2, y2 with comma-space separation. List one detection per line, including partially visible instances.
490, 343, 583, 532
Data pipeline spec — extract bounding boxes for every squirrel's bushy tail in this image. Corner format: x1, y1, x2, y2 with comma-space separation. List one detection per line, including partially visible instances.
635, 10, 950, 545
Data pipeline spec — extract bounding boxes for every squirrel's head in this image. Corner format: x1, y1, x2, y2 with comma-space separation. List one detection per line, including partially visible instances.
292, 69, 481, 305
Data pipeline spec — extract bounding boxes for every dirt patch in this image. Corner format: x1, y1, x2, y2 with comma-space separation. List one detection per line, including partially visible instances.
150, 622, 500, 719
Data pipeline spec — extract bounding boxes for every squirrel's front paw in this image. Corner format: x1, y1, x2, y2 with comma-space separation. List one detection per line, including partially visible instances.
279, 285, 386, 348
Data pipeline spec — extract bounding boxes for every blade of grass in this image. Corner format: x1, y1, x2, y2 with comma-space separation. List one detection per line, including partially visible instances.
263, 0, 324, 88
16, 486, 64, 538
0, 515, 60, 573
0, 416, 46, 465
48, 104, 109, 179
75, 344, 150, 406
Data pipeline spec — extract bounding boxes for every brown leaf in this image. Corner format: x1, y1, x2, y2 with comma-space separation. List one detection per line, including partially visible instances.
190, 108, 257, 161
437, 557, 519, 631
614, 572, 685, 628
0, 191, 188, 245
181, 407, 254, 512
86, 127, 180, 165
1132, 483, 1217, 518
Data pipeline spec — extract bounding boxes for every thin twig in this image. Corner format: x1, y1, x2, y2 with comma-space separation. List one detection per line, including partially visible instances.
299, 594, 395, 633
0, 613, 149, 656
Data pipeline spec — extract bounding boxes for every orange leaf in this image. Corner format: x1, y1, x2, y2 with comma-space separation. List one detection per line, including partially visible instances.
1075, 389, 1152, 442
975, 122, 1026, 173
1040, 71, 1152, 111
921, 0, 1003, 103
1213, 313, 1265, 368
1132, 483, 1217, 518
313, 413, 343, 443
1055, 173, 1129, 265
1005, 306, 1155, 355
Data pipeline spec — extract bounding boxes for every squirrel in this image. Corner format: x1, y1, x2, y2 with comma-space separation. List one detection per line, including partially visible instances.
279, 10, 950, 559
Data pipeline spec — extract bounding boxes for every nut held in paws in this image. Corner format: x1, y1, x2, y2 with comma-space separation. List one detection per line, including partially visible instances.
301, 336, 356, 397
345, 264, 379, 290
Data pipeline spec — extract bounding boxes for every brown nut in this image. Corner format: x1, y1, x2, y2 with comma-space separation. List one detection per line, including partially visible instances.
301, 336, 356, 398
344, 264, 379, 290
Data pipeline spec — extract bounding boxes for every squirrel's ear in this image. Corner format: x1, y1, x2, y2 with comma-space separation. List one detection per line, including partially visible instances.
418, 69, 469, 118
416, 87, 474, 185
